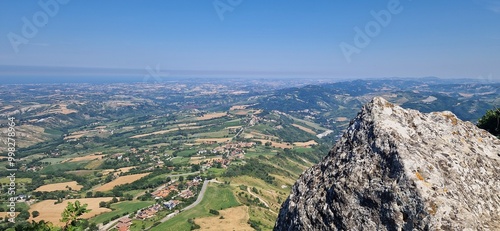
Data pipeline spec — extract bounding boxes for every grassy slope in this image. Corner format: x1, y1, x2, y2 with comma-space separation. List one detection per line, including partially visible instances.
151, 184, 240, 231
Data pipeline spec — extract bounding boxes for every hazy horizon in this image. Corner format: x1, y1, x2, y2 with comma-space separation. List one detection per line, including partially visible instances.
1, 1, 500, 80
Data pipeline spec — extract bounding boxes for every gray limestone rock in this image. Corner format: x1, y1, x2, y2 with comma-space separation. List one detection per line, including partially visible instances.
275, 97, 500, 231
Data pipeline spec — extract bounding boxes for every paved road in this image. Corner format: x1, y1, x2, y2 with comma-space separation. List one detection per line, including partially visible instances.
99, 214, 130, 231
158, 179, 209, 223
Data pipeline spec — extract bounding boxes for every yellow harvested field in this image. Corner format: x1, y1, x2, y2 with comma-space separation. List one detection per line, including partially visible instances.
189, 157, 223, 165
254, 139, 292, 149
195, 138, 232, 144
196, 112, 227, 120
64, 131, 89, 140
230, 105, 249, 110
94, 173, 150, 191
130, 126, 203, 138
195, 206, 253, 231
29, 198, 113, 227
68, 154, 105, 162
60, 105, 77, 114
293, 140, 318, 147
292, 124, 316, 135
0, 212, 18, 218
48, 104, 77, 115
335, 117, 349, 122
231, 109, 262, 116
102, 166, 137, 176
34, 181, 83, 192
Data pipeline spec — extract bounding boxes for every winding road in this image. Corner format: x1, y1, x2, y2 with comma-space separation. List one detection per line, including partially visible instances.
158, 179, 209, 223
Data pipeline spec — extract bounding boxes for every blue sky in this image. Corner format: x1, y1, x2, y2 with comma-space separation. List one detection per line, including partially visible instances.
0, 0, 499, 79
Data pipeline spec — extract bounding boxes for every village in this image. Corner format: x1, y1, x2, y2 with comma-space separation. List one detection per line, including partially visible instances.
112, 176, 204, 231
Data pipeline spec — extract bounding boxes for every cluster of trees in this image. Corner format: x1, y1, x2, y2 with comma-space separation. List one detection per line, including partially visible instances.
224, 158, 278, 184
478, 108, 500, 138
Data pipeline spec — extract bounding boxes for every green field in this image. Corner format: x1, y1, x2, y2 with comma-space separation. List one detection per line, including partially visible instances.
176, 149, 197, 157
171, 157, 189, 165
196, 130, 230, 138
224, 119, 243, 127
207, 168, 225, 176
151, 184, 240, 231
90, 201, 155, 224
40, 161, 90, 173
0, 177, 32, 184
39, 157, 65, 164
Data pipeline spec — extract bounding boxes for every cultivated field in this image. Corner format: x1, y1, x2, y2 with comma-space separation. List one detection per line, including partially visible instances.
293, 140, 318, 147
189, 156, 223, 165
0, 212, 18, 217
64, 131, 89, 140
68, 154, 105, 162
196, 112, 227, 120
34, 181, 83, 192
29, 198, 114, 227
229, 105, 249, 110
46, 104, 77, 115
224, 126, 242, 130
195, 138, 232, 144
254, 139, 293, 149
130, 126, 203, 138
232, 110, 251, 115
94, 173, 150, 191
195, 206, 253, 231
335, 117, 349, 122
291, 124, 316, 134
248, 131, 278, 139
102, 166, 137, 176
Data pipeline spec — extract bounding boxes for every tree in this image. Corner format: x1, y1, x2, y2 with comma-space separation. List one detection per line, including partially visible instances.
478, 108, 500, 138
31, 211, 40, 218
60, 200, 91, 230
179, 176, 184, 182
16, 210, 30, 221
85, 192, 93, 198
18, 220, 59, 231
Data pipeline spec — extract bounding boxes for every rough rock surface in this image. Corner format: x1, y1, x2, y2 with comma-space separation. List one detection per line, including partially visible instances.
274, 97, 500, 231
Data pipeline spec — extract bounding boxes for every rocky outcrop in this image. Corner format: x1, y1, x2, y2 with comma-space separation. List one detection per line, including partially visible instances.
275, 97, 500, 230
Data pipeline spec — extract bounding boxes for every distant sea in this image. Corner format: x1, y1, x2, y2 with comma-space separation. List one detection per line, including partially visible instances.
0, 76, 154, 84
